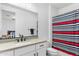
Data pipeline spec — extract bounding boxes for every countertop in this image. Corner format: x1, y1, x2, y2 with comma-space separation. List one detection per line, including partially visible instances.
0, 39, 47, 52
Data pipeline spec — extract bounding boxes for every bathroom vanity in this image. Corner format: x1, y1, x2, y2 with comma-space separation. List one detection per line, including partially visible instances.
0, 39, 47, 56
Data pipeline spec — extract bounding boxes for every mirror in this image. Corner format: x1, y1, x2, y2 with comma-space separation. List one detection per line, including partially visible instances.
1, 10, 15, 39
0, 3, 38, 39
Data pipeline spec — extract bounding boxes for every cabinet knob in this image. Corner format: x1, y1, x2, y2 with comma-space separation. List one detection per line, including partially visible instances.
40, 45, 44, 47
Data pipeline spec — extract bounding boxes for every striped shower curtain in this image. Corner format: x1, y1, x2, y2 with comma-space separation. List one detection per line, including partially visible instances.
52, 9, 79, 56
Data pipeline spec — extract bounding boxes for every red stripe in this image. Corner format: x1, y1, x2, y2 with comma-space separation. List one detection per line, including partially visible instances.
52, 46, 77, 56
53, 39, 79, 47
53, 31, 79, 34
53, 19, 79, 26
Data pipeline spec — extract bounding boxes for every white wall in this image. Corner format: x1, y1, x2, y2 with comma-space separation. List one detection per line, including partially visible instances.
58, 3, 79, 15
33, 4, 49, 40
49, 5, 59, 47
0, 3, 37, 37
51, 6, 59, 16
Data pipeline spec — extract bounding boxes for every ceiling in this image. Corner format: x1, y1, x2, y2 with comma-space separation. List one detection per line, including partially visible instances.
52, 3, 73, 9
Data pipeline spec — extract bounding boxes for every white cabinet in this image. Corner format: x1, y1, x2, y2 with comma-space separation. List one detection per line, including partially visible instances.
21, 51, 36, 56
0, 41, 47, 56
14, 45, 35, 56
0, 50, 14, 56
14, 42, 47, 56
35, 42, 47, 56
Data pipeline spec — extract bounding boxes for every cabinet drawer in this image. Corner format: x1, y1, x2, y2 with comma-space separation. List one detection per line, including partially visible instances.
36, 42, 47, 49
0, 50, 14, 56
15, 45, 35, 56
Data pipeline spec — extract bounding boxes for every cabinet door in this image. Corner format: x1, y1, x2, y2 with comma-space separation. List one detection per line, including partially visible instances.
37, 48, 46, 56
15, 45, 35, 56
21, 51, 36, 56
0, 50, 14, 56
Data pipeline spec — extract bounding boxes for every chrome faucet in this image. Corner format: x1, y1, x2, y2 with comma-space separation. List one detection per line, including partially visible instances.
19, 34, 24, 41
16, 34, 25, 42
